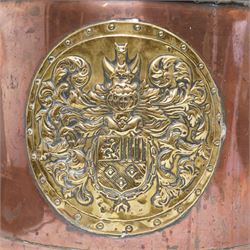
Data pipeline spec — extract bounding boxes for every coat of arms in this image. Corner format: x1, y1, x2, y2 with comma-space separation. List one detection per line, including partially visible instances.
27, 21, 224, 236
35, 42, 209, 211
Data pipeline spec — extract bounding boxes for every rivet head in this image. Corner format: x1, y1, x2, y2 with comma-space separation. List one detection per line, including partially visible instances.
27, 128, 33, 135
35, 79, 41, 85
195, 189, 201, 196
181, 44, 187, 51
65, 39, 71, 46
153, 218, 161, 226
48, 56, 55, 63
74, 213, 81, 221
40, 176, 46, 184
214, 140, 220, 146
108, 23, 115, 30
211, 87, 217, 94
177, 206, 184, 213
125, 225, 133, 232
54, 199, 61, 206
134, 24, 141, 31
158, 30, 164, 38
86, 28, 92, 34
198, 63, 204, 69
96, 222, 104, 229
29, 103, 34, 110
207, 165, 214, 172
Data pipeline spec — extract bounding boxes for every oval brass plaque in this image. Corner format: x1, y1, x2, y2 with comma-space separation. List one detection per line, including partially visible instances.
26, 20, 225, 237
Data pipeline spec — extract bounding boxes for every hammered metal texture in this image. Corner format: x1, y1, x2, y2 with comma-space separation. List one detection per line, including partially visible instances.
25, 20, 225, 237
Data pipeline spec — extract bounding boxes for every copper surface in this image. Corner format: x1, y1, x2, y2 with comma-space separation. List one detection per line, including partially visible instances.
0, 0, 249, 249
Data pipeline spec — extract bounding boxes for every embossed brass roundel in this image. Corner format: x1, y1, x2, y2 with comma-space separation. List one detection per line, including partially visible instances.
26, 20, 225, 237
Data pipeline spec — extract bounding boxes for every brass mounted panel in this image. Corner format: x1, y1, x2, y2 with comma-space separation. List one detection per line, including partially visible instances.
26, 20, 225, 237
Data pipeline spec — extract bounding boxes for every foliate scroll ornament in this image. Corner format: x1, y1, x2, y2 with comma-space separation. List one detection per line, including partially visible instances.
37, 47, 210, 210
36, 56, 94, 205
26, 21, 224, 237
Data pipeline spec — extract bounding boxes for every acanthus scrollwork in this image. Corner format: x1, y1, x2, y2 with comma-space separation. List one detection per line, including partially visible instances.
36, 44, 211, 211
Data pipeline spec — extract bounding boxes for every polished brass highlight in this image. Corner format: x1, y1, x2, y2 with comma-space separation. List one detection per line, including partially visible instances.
26, 20, 225, 237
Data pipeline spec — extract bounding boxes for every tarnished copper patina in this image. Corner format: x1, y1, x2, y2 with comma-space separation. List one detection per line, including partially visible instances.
26, 20, 225, 237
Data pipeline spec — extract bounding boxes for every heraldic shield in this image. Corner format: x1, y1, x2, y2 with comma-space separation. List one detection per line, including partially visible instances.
93, 136, 156, 207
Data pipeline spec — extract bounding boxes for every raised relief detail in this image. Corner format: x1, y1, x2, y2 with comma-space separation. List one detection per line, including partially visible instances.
26, 21, 224, 237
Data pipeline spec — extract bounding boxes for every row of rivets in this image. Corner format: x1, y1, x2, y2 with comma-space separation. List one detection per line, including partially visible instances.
46, 24, 209, 78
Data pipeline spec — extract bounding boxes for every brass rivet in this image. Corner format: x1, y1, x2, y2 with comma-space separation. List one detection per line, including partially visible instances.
108, 23, 115, 30
96, 222, 104, 229
40, 176, 46, 184
211, 87, 217, 94
27, 128, 33, 135
195, 189, 201, 196
86, 28, 92, 34
214, 140, 220, 146
125, 225, 133, 232
54, 199, 61, 206
177, 206, 184, 213
48, 56, 55, 63
134, 24, 141, 31
153, 218, 161, 226
74, 213, 82, 221
198, 63, 204, 69
181, 44, 187, 51
29, 103, 34, 110
207, 165, 214, 172
65, 39, 71, 46
35, 79, 41, 85
158, 30, 164, 38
